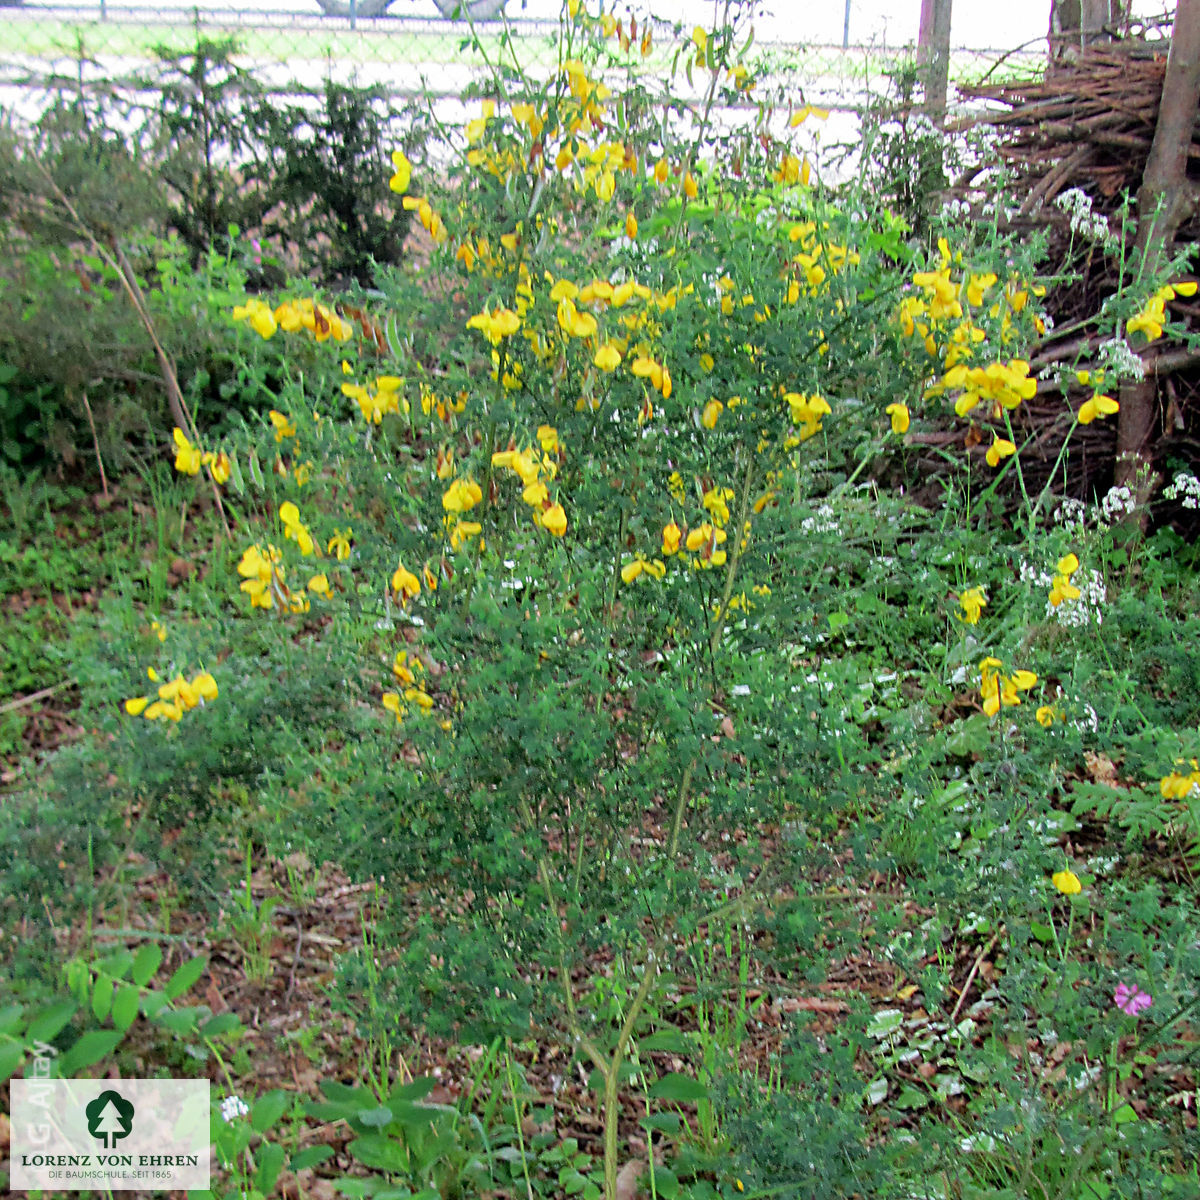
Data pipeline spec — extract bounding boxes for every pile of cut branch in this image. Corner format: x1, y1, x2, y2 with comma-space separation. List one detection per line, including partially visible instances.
928, 36, 1200, 528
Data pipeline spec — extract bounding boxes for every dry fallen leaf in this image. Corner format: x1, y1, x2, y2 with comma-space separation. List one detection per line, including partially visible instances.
615, 1158, 645, 1200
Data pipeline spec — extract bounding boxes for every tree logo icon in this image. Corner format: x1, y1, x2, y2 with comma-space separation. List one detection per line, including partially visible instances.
85, 1089, 135, 1149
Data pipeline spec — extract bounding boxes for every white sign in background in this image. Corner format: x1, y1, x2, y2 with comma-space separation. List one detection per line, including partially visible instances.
10, 1078, 211, 1191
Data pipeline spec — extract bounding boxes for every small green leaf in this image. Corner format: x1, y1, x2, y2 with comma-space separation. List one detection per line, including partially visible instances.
154, 1007, 203, 1036
131, 943, 164, 987
164, 956, 207, 1001
60, 1029, 124, 1074
91, 974, 114, 1023
111, 985, 140, 1033
0, 1039, 27, 1083
25, 1000, 78, 1045
200, 1012, 242, 1040
140, 991, 169, 1019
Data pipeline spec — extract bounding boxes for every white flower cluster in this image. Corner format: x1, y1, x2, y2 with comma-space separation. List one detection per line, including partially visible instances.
1099, 484, 1136, 523
799, 503, 839, 535
1099, 337, 1144, 381
1163, 471, 1200, 511
220, 1095, 249, 1122
1020, 562, 1108, 628
1053, 187, 1114, 245
1052, 497, 1087, 530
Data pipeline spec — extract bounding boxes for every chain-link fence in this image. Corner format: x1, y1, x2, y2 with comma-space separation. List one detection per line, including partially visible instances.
0, 2, 1044, 122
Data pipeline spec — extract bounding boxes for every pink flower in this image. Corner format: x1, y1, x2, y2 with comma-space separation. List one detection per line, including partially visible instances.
1113, 983, 1152, 1017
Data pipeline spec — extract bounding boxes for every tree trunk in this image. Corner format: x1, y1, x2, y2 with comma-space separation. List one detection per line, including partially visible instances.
918, 0, 953, 126
1115, 0, 1200, 495
1049, 0, 1125, 55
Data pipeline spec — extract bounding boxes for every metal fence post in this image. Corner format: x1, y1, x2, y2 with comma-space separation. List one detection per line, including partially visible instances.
350, 0, 357, 31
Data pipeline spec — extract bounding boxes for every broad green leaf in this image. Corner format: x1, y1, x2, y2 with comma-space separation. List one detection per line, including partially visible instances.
348, 1133, 411, 1173
289, 1146, 334, 1171
254, 1140, 286, 1194
636, 1029, 691, 1054
250, 1090, 290, 1134
355, 1105, 393, 1130
653, 1165, 680, 1198
647, 1073, 708, 1103
638, 1113, 682, 1133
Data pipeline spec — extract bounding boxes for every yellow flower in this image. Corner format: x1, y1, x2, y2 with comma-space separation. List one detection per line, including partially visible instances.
392, 562, 421, 605
653, 158, 669, 185
192, 672, 218, 702
448, 519, 482, 551
124, 696, 150, 715
985, 436, 1016, 467
389, 149, 412, 194
1036, 706, 1057, 727
1077, 394, 1119, 424
979, 657, 1036, 717
151, 620, 167, 642
327, 529, 353, 561
1127, 305, 1164, 342
237, 543, 284, 610
442, 477, 483, 513
701, 399, 723, 429
392, 650, 420, 687
382, 692, 406, 723
232, 298, 277, 339
1049, 553, 1080, 607
172, 428, 202, 476
307, 573, 332, 599
202, 449, 232, 484
279, 501, 315, 556
957, 586, 987, 624
683, 171, 698, 199
542, 503, 567, 537
662, 521, 682, 556
621, 556, 666, 584
885, 403, 910, 434
1052, 869, 1081, 896
537, 425, 560, 454
522, 480, 549, 507
625, 211, 638, 239
594, 343, 622, 371
269, 410, 296, 441
466, 306, 521, 346
702, 487, 734, 527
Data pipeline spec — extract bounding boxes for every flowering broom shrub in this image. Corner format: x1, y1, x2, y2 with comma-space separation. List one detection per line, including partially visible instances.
83, 3, 1200, 1196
